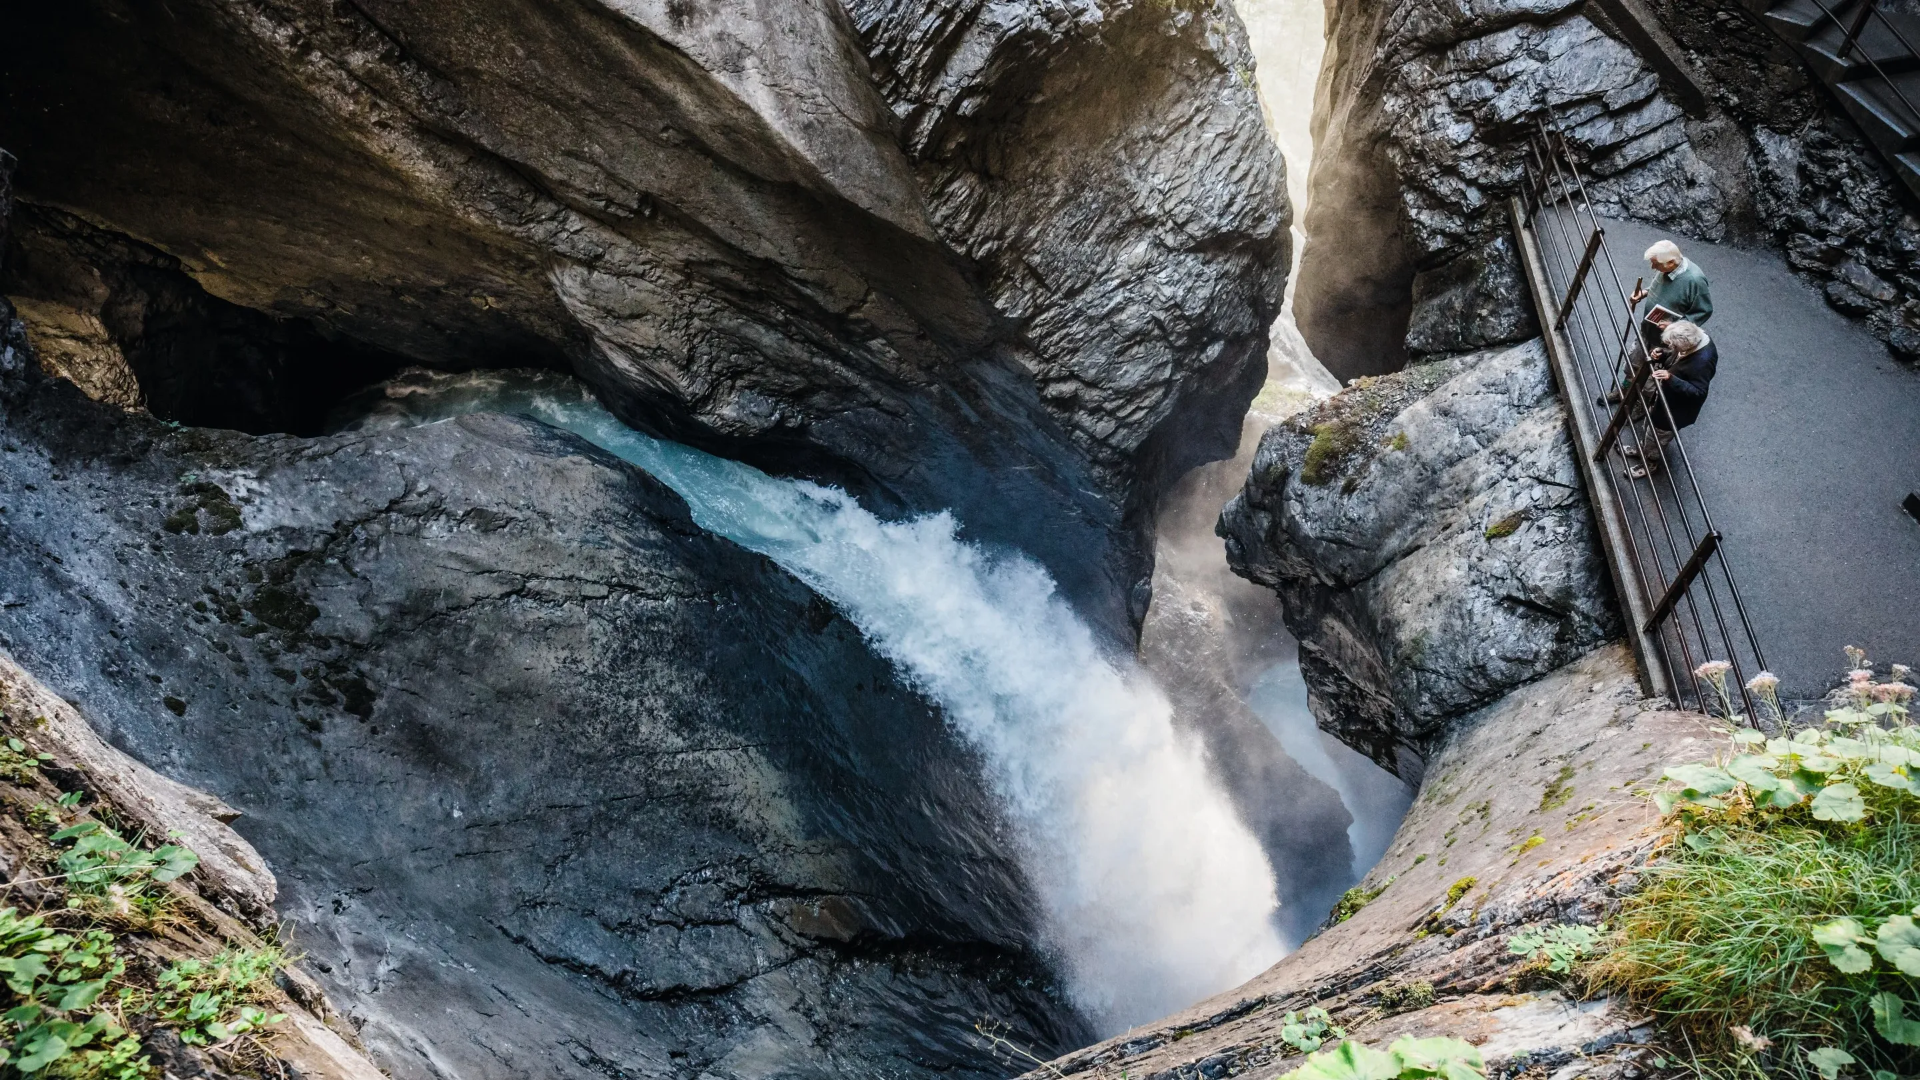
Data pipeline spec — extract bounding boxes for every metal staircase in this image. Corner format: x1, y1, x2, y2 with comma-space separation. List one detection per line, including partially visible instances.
1742, 0, 1920, 200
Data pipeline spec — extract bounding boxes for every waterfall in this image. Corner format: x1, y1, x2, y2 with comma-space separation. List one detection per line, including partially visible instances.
335, 369, 1287, 1031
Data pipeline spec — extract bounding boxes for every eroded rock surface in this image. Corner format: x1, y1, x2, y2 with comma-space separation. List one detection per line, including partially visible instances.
1031, 646, 1711, 1080
0, 0, 1287, 630
1220, 342, 1615, 776
1295, 0, 1920, 379
0, 367, 1084, 1078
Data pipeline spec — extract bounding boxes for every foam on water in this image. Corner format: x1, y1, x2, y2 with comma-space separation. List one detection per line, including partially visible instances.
339, 370, 1286, 1030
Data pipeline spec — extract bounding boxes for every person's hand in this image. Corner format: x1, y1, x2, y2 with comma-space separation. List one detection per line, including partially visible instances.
1651, 369, 1671, 382
1630, 287, 1649, 304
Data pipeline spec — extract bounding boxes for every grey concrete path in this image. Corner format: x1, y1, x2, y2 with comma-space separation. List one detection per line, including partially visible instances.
1598, 216, 1920, 698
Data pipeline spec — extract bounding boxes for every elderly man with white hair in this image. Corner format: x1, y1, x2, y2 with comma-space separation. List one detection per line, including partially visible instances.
1626, 318, 1718, 479
1629, 239, 1713, 333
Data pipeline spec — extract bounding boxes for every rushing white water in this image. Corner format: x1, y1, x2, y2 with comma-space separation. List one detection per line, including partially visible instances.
339, 370, 1287, 1030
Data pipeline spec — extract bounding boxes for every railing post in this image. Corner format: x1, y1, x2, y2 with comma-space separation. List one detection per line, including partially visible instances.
1840, 0, 1877, 60
1645, 532, 1721, 632
1556, 228, 1605, 331
1593, 362, 1654, 461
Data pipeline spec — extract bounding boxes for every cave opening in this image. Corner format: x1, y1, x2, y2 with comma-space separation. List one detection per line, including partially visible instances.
1, 202, 422, 437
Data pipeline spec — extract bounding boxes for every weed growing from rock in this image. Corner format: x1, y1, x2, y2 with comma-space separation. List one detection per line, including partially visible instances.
1274, 1034, 1484, 1080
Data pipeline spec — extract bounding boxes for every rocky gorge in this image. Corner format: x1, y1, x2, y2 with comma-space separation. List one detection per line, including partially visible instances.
1, 0, 1915, 1077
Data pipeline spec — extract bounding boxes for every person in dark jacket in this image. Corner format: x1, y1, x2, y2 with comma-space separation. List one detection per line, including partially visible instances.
1627, 319, 1716, 479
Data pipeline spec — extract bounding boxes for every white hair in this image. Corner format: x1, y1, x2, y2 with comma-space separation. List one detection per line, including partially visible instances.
1662, 319, 1706, 354
1645, 240, 1683, 263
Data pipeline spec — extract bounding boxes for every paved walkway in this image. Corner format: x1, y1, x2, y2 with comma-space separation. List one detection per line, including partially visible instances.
1596, 216, 1920, 699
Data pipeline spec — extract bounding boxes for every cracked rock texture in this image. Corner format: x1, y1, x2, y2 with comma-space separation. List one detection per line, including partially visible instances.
0, 366, 1086, 1078
1294, 0, 1920, 380
1028, 646, 1711, 1080
0, 0, 1287, 632
1219, 341, 1616, 778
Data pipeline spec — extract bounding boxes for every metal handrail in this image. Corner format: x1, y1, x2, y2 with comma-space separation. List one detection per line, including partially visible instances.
1514, 116, 1770, 722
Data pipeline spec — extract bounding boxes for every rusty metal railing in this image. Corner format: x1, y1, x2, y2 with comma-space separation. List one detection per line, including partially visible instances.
1511, 117, 1769, 721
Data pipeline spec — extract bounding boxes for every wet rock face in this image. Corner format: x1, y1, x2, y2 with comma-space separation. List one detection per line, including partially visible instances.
0, 373, 1086, 1078
0, 0, 1285, 631
1219, 342, 1616, 777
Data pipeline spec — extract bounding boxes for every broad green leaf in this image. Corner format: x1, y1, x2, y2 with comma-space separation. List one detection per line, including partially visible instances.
1871, 993, 1920, 1047
1864, 762, 1916, 794
1285, 1040, 1402, 1080
1811, 783, 1868, 822
15, 1034, 69, 1072
1875, 915, 1920, 977
1799, 754, 1843, 774
56, 978, 106, 1012
1762, 779, 1807, 808
1652, 791, 1677, 815
151, 844, 200, 882
1663, 764, 1736, 795
48, 821, 100, 842
1727, 755, 1782, 790
1390, 1037, 1485, 1080
5, 953, 49, 994
1731, 729, 1766, 745
1806, 1047, 1855, 1079
1814, 918, 1875, 973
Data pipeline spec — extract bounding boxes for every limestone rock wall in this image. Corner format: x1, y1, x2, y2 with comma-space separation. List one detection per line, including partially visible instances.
1220, 341, 1616, 777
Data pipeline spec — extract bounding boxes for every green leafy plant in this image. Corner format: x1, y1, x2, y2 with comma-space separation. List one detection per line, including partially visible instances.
150, 947, 286, 1046
0, 738, 55, 785
1508, 923, 1605, 973
50, 821, 198, 906
1329, 876, 1395, 925
1277, 1007, 1345, 1055
1275, 1036, 1484, 1080
1595, 651, 1919, 1079
0, 907, 149, 1077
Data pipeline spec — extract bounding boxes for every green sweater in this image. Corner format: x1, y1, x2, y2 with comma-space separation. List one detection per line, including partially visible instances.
1641, 259, 1713, 325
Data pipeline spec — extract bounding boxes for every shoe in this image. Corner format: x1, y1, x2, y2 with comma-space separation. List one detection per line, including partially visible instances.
1622, 444, 1641, 459
1603, 388, 1626, 405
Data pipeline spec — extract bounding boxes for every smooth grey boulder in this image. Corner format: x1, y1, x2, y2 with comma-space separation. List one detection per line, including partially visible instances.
0, 367, 1085, 1079
1219, 341, 1616, 777
0, 0, 1287, 632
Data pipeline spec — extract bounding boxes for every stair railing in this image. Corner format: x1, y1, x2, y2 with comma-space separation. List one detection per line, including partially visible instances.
1799, 0, 1920, 134
1510, 116, 1771, 722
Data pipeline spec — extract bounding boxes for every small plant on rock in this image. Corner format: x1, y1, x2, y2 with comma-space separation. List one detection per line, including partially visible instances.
0, 906, 149, 1078
1277, 1007, 1345, 1055
1275, 1035, 1485, 1080
1508, 923, 1605, 973
149, 947, 287, 1047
